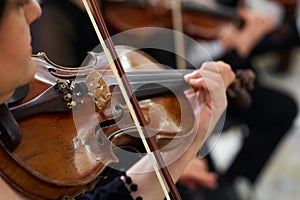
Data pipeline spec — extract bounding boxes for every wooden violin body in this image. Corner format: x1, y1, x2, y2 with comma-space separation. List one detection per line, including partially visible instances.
0, 46, 196, 199
102, 0, 242, 40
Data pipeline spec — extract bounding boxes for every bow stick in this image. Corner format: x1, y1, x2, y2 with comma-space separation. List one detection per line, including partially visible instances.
82, 0, 182, 199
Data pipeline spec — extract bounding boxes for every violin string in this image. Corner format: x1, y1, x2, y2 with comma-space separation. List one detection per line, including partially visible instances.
100, 69, 192, 79
85, 70, 190, 95
82, 1, 171, 199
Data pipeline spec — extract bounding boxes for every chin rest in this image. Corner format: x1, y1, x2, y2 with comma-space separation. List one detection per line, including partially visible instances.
7, 84, 29, 105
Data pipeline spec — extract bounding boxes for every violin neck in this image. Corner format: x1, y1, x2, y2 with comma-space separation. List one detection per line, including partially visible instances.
104, 0, 241, 21
181, 1, 240, 21
124, 69, 193, 99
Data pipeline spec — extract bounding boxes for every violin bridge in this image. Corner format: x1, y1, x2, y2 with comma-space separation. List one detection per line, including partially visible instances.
85, 70, 111, 111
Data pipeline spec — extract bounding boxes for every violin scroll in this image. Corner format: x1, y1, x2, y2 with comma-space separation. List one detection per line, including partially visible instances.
227, 69, 256, 108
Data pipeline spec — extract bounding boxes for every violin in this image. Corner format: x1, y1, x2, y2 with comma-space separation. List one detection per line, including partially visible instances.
101, 0, 242, 40
0, 45, 254, 199
0, 47, 195, 199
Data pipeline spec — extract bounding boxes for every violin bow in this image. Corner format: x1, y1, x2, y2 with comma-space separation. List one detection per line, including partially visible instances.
170, 0, 186, 70
82, 0, 182, 199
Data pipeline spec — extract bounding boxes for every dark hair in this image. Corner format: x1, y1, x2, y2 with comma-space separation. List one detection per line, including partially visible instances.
0, 0, 7, 20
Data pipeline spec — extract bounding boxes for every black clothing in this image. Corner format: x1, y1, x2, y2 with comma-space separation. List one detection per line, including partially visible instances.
76, 176, 133, 200
250, 19, 300, 58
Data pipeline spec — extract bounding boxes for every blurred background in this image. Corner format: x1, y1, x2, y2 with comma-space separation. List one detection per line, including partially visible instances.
210, 45, 300, 200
